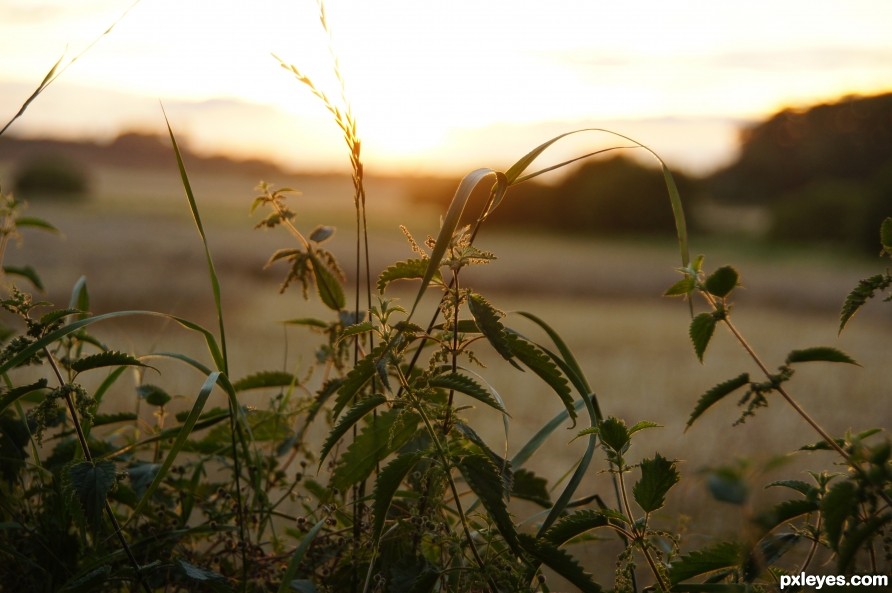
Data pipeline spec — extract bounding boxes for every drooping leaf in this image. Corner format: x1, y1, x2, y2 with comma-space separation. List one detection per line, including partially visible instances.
543, 509, 610, 547
309, 252, 345, 311
704, 266, 739, 298
839, 273, 892, 332
66, 460, 116, 533
785, 347, 858, 366
2, 265, 44, 291
467, 293, 514, 364
0, 379, 49, 416
428, 372, 508, 415
633, 454, 680, 513
372, 450, 424, 543
687, 373, 750, 430
455, 451, 521, 555
454, 421, 512, 496
68, 275, 90, 317
519, 533, 602, 593
822, 480, 858, 551
233, 370, 299, 392
377, 258, 441, 293
669, 541, 742, 585
330, 408, 419, 492
505, 333, 575, 425
319, 394, 389, 466
332, 346, 383, 419
690, 312, 717, 362
277, 518, 326, 593
15, 216, 59, 233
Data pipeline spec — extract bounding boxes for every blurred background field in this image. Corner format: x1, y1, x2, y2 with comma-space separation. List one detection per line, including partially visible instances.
1, 135, 889, 548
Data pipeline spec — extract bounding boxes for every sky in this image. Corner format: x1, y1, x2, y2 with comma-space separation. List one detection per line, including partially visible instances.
1, 0, 892, 177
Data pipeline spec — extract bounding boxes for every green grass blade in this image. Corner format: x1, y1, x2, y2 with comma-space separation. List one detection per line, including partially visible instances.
162, 107, 228, 374
276, 517, 326, 593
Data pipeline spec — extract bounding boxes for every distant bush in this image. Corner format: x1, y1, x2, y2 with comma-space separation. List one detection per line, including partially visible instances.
13, 156, 89, 198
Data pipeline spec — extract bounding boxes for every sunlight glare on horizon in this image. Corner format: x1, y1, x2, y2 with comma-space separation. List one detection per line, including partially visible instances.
1, 0, 891, 174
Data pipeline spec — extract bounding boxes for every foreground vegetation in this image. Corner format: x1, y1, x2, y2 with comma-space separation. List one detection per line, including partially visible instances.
0, 4, 890, 592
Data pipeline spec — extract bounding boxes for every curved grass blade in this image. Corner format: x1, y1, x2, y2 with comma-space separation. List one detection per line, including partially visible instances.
162, 107, 228, 374
276, 517, 326, 593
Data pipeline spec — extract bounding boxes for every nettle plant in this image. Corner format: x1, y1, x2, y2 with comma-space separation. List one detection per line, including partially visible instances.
1, 5, 890, 592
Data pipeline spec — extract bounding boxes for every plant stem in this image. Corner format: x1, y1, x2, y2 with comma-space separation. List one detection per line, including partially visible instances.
45, 348, 150, 593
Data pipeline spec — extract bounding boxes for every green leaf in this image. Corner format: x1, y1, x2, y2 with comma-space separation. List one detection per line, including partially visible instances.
756, 498, 820, 532
704, 266, 739, 298
177, 560, 225, 583
468, 293, 515, 364
822, 480, 858, 551
2, 265, 44, 291
282, 317, 329, 329
785, 347, 858, 366
309, 252, 345, 311
70, 350, 147, 374
330, 408, 419, 492
765, 479, 815, 497
0, 379, 49, 416
837, 513, 891, 573
689, 312, 717, 362
669, 541, 741, 585
233, 370, 298, 392
68, 275, 90, 315
455, 451, 521, 555
664, 276, 696, 297
332, 346, 382, 419
372, 450, 424, 543
319, 394, 388, 466
428, 371, 508, 415
505, 333, 575, 425
519, 533, 602, 593
634, 454, 680, 513
686, 373, 750, 430
839, 273, 892, 332
136, 384, 172, 407
377, 258, 441, 292
66, 460, 116, 533
598, 417, 630, 454
629, 420, 661, 436
15, 216, 59, 233
511, 469, 551, 507
543, 509, 610, 547
881, 216, 892, 251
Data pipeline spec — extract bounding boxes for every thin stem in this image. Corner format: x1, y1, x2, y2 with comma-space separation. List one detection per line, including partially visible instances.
616, 464, 669, 592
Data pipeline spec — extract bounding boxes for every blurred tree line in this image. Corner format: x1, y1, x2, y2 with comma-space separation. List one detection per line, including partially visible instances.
409, 93, 892, 253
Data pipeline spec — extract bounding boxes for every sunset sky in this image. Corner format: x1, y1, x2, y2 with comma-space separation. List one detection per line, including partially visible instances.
2, 0, 891, 176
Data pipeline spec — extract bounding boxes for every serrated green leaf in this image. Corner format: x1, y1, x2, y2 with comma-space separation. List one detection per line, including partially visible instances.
511, 469, 551, 507
669, 541, 742, 585
704, 266, 739, 298
664, 276, 696, 297
765, 479, 815, 497
339, 321, 375, 341
468, 293, 515, 363
330, 408, 419, 492
309, 252, 345, 311
319, 394, 388, 466
455, 451, 521, 556
628, 420, 661, 435
428, 372, 507, 415
543, 509, 610, 547
233, 370, 298, 392
67, 460, 116, 533
598, 417, 630, 454
822, 480, 858, 551
3, 265, 44, 291
377, 258, 441, 293
0, 379, 49, 416
136, 384, 171, 407
634, 454, 680, 513
372, 450, 424, 543
839, 273, 892, 332
519, 533, 602, 593
505, 333, 575, 425
756, 498, 819, 532
785, 346, 858, 366
70, 350, 146, 374
332, 345, 383, 419
690, 312, 717, 362
687, 373, 750, 430
39, 308, 83, 327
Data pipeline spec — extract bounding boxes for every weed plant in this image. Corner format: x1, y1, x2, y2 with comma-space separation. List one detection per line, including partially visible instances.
0, 3, 889, 592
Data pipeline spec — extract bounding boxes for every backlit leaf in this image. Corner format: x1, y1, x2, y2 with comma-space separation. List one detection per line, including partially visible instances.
505, 333, 575, 425
687, 373, 750, 430
429, 371, 507, 415
633, 453, 680, 513
468, 293, 514, 364
455, 451, 521, 555
319, 394, 388, 466
309, 252, 345, 311
669, 541, 742, 585
70, 351, 147, 374
377, 258, 441, 293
